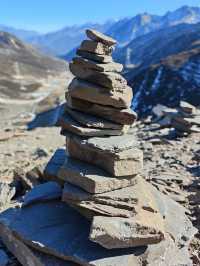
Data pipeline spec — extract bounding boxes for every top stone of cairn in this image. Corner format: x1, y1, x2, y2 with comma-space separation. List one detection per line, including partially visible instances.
86, 29, 117, 46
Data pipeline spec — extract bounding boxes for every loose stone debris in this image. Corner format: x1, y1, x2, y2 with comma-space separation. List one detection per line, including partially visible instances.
0, 30, 198, 266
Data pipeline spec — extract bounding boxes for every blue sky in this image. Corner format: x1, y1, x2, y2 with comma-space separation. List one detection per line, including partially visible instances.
2, 0, 200, 32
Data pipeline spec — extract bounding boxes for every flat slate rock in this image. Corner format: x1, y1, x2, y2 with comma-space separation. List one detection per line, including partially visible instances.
58, 155, 137, 194
62, 177, 160, 218
0, 201, 146, 266
90, 216, 164, 249
72, 57, 123, 73
58, 113, 124, 137
65, 104, 124, 130
0, 216, 77, 266
0, 192, 195, 266
23, 182, 62, 207
68, 97, 137, 125
77, 49, 113, 63
86, 29, 117, 46
44, 149, 66, 183
69, 63, 127, 90
67, 78, 132, 109
67, 134, 143, 176
79, 40, 113, 55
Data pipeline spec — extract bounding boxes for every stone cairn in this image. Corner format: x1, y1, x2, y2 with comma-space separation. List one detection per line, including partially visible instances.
0, 30, 196, 266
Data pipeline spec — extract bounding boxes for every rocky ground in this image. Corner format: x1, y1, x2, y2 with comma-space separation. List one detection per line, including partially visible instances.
0, 115, 200, 264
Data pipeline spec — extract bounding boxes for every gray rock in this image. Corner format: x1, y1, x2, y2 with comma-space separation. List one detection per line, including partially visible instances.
58, 113, 125, 137
79, 40, 113, 55
58, 155, 137, 194
66, 134, 143, 176
0, 250, 8, 266
72, 57, 123, 73
62, 177, 160, 218
0, 216, 77, 266
86, 29, 117, 46
90, 216, 164, 249
0, 183, 15, 209
68, 97, 137, 125
0, 201, 145, 266
67, 78, 132, 109
179, 101, 196, 115
69, 63, 127, 90
44, 149, 66, 183
23, 182, 62, 207
77, 49, 113, 63
65, 104, 124, 130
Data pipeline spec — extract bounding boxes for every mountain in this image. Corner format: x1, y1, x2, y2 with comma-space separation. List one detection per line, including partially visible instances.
125, 23, 200, 116
0, 31, 67, 102
28, 21, 114, 56
0, 25, 39, 40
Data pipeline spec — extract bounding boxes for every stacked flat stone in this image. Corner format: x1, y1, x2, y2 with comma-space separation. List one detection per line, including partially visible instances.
57, 29, 165, 249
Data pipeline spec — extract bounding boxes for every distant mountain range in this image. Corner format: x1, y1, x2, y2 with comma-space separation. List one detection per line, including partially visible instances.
2, 5, 200, 57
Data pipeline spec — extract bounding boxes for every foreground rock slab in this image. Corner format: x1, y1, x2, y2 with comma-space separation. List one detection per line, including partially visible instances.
0, 201, 146, 266
58, 155, 137, 194
67, 78, 132, 109
67, 134, 143, 176
77, 49, 113, 63
79, 40, 113, 55
68, 97, 137, 125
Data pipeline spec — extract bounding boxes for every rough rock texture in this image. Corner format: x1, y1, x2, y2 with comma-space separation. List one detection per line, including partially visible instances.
66, 134, 143, 176
65, 104, 124, 130
58, 114, 124, 137
23, 182, 62, 207
68, 97, 137, 125
86, 29, 117, 46
72, 57, 123, 73
0, 183, 15, 210
79, 40, 113, 55
62, 176, 162, 218
58, 155, 137, 194
90, 216, 164, 249
67, 78, 132, 109
77, 49, 113, 63
0, 201, 145, 266
69, 63, 127, 90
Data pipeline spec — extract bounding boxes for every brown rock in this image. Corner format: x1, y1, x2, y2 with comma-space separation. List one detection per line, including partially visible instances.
69, 63, 127, 90
64, 104, 124, 130
86, 29, 117, 46
68, 97, 137, 125
90, 216, 164, 249
62, 176, 159, 218
58, 114, 124, 137
66, 134, 143, 177
79, 40, 113, 55
67, 78, 132, 109
77, 49, 113, 63
58, 155, 137, 194
72, 57, 123, 73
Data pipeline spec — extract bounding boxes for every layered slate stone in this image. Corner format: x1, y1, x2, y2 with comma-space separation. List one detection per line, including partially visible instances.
62, 176, 160, 218
86, 29, 117, 46
67, 78, 132, 109
58, 113, 124, 137
79, 40, 113, 55
72, 57, 123, 73
77, 49, 113, 63
68, 97, 137, 125
90, 216, 164, 249
69, 63, 127, 90
64, 104, 125, 130
0, 201, 146, 266
66, 134, 143, 176
58, 155, 137, 194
